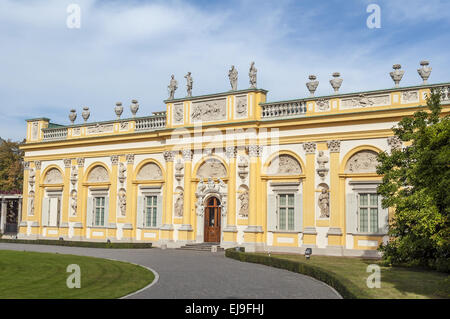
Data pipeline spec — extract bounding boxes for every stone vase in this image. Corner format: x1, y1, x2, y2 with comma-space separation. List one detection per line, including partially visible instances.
115, 102, 123, 119
130, 99, 139, 118
82, 107, 90, 123
69, 109, 77, 124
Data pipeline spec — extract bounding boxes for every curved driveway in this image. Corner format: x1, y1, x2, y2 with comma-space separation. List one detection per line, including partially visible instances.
0, 243, 341, 299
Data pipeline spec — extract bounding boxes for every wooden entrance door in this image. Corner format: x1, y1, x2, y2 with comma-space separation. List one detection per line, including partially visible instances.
204, 197, 221, 243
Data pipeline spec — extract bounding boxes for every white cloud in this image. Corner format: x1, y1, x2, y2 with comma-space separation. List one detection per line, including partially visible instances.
0, 0, 448, 140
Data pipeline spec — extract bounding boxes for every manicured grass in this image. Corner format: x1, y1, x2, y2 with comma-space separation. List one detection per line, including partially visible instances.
253, 252, 449, 299
0, 238, 153, 249
0, 250, 155, 298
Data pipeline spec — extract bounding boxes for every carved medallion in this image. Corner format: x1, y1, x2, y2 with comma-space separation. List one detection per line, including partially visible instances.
44, 168, 63, 184
196, 159, 227, 179
345, 150, 379, 173
267, 155, 302, 175
136, 163, 162, 180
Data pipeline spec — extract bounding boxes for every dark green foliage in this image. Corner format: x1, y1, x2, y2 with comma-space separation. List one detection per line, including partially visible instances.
225, 248, 358, 299
0, 238, 152, 249
0, 138, 24, 192
376, 89, 450, 272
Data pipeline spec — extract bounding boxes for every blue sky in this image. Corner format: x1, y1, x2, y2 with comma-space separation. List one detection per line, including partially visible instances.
0, 0, 449, 140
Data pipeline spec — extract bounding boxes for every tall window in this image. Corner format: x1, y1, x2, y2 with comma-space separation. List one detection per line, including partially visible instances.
358, 193, 378, 233
278, 194, 295, 231
94, 197, 105, 226
144, 196, 157, 227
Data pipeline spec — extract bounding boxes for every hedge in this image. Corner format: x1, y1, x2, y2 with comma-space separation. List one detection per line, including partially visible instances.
0, 238, 152, 249
225, 248, 358, 299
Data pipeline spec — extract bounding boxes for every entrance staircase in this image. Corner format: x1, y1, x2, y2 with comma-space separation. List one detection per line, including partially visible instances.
177, 242, 224, 252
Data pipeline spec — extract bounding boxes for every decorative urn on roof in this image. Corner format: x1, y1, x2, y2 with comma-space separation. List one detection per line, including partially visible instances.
417, 60, 432, 84
81, 107, 90, 123
115, 102, 123, 119
390, 64, 404, 88
69, 109, 77, 124
306, 75, 319, 97
130, 99, 139, 118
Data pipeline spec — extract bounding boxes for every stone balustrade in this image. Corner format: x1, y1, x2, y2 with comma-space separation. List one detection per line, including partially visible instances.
135, 113, 166, 131
261, 101, 307, 119
42, 127, 68, 141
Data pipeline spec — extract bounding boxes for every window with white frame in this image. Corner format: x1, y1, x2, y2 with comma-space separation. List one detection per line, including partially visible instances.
94, 197, 105, 226
358, 193, 378, 233
278, 194, 295, 231
144, 195, 157, 228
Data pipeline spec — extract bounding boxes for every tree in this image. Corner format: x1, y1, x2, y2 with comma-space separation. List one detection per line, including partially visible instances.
0, 138, 24, 192
377, 89, 450, 272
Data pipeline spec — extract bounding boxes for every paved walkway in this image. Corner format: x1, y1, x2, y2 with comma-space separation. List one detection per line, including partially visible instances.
0, 243, 341, 299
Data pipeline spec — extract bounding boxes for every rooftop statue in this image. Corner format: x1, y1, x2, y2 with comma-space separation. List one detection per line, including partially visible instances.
228, 65, 238, 91
185, 72, 193, 97
249, 62, 257, 89
168, 74, 178, 99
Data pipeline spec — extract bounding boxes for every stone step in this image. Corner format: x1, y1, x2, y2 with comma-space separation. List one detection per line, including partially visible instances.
177, 242, 224, 252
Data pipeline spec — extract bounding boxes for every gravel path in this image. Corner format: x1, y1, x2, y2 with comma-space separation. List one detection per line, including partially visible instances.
0, 243, 341, 299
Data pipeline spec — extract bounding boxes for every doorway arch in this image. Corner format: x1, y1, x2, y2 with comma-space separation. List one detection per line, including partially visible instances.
204, 196, 221, 243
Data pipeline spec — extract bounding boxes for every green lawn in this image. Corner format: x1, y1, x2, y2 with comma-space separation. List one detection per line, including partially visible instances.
256, 253, 449, 299
0, 250, 155, 298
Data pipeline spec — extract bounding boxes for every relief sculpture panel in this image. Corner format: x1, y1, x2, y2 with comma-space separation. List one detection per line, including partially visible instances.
190, 98, 227, 123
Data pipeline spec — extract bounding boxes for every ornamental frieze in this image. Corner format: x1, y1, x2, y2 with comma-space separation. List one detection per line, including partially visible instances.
190, 98, 226, 123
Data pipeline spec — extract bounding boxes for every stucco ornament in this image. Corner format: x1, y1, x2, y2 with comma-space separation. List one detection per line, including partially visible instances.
417, 60, 432, 84
225, 146, 237, 159
402, 90, 419, 103
77, 157, 85, 167
238, 156, 249, 179
196, 159, 227, 179
115, 102, 123, 119
118, 162, 126, 184
316, 151, 329, 180
390, 64, 404, 88
235, 96, 247, 117
268, 155, 302, 175
191, 99, 226, 122
163, 151, 175, 162
64, 159, 72, 168
118, 188, 127, 216
28, 191, 35, 216
175, 159, 184, 182
126, 154, 135, 165
70, 165, 78, 185
345, 150, 379, 173
174, 190, 184, 217
306, 75, 319, 97
28, 168, 35, 187
87, 166, 109, 183
303, 142, 316, 154
44, 168, 63, 184
228, 65, 238, 91
168, 74, 178, 100
70, 190, 77, 216
329, 72, 343, 93
249, 62, 257, 89
34, 161, 42, 170
185, 72, 193, 97
195, 178, 227, 217
316, 98, 330, 112
136, 163, 162, 180
318, 188, 330, 218
327, 140, 341, 153
238, 187, 249, 218
110, 155, 119, 166
173, 103, 184, 123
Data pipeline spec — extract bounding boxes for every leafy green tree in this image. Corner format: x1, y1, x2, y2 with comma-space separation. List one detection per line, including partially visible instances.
0, 138, 24, 192
377, 89, 449, 272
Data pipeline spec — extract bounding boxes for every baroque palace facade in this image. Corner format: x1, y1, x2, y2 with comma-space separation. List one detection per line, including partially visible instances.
18, 62, 449, 256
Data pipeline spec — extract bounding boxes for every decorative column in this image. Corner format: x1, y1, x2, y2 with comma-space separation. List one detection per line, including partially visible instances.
223, 146, 237, 244
303, 142, 317, 247
18, 162, 29, 237
0, 198, 6, 234
125, 154, 134, 239
60, 159, 72, 233
34, 160, 42, 235
17, 197, 22, 234
76, 157, 85, 236
243, 144, 263, 251
160, 151, 175, 242
109, 155, 119, 237
326, 140, 343, 247
179, 148, 193, 242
